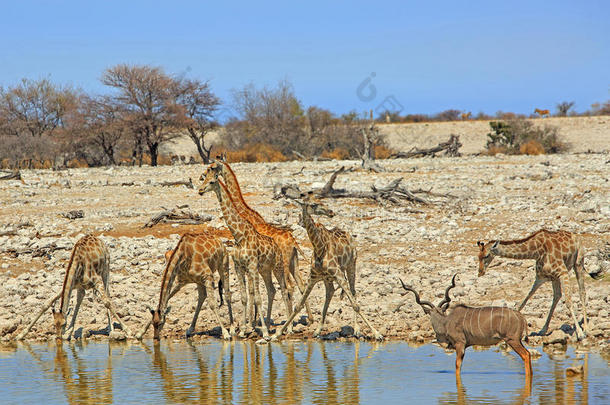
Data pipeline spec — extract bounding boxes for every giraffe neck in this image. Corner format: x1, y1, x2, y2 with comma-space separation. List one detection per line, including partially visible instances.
59, 248, 79, 314
301, 206, 327, 256
221, 163, 266, 224
214, 179, 252, 244
494, 238, 540, 260
157, 238, 182, 312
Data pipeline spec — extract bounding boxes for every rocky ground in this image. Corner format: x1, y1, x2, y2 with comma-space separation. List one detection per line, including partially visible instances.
0, 153, 609, 350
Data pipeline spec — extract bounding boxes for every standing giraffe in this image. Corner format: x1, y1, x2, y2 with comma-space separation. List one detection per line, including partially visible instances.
208, 156, 314, 323
273, 195, 383, 341
17, 235, 131, 340
136, 232, 234, 340
477, 229, 598, 340
199, 173, 292, 338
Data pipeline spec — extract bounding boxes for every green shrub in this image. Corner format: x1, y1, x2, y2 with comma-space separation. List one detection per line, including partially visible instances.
485, 118, 569, 154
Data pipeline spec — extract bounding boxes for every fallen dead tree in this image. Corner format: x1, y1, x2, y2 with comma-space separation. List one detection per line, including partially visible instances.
0, 170, 21, 181
143, 205, 212, 228
159, 178, 194, 189
4, 242, 69, 258
273, 166, 454, 206
390, 134, 462, 159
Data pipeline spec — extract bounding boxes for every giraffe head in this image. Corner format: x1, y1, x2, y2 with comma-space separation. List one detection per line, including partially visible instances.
477, 240, 499, 276
149, 306, 171, 340
295, 193, 335, 225
198, 165, 220, 195
51, 307, 67, 338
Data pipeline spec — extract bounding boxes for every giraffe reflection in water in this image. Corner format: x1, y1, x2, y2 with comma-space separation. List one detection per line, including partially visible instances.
146, 340, 363, 404
23, 341, 114, 405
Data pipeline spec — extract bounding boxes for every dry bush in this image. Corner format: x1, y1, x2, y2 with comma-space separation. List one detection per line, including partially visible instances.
374, 144, 395, 159
519, 140, 545, 155
218, 143, 287, 163
482, 145, 508, 156
320, 148, 350, 160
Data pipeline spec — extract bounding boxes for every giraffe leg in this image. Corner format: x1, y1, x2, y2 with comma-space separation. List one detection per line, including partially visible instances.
560, 275, 586, 340
186, 284, 207, 338
16, 292, 62, 340
290, 248, 314, 324
92, 277, 132, 337
333, 274, 383, 340
506, 338, 533, 382
519, 277, 545, 311
233, 260, 250, 337
272, 277, 318, 340
135, 283, 183, 340
539, 279, 562, 336
249, 264, 269, 338
275, 262, 294, 334
346, 260, 361, 338
221, 257, 235, 335
102, 263, 113, 334
314, 279, 335, 337
573, 249, 588, 333
205, 279, 231, 340
261, 273, 276, 329
64, 288, 85, 340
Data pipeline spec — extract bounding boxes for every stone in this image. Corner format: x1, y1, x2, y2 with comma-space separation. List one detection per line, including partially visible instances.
542, 330, 568, 345
339, 325, 354, 337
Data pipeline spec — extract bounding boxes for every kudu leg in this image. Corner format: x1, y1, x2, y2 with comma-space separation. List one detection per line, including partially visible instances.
454, 342, 465, 377
186, 284, 207, 338
506, 338, 533, 381
539, 279, 562, 336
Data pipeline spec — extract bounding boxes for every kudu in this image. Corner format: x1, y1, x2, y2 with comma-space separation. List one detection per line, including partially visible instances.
399, 274, 532, 380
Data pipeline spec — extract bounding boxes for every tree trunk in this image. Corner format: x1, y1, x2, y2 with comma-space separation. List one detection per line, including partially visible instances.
149, 142, 159, 166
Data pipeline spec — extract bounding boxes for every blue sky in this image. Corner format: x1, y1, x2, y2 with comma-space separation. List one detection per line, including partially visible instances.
1, 1, 608, 119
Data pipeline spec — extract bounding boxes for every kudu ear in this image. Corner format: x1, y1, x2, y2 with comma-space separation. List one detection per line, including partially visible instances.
146, 305, 155, 315
164, 306, 172, 315
477, 240, 483, 247
490, 240, 499, 251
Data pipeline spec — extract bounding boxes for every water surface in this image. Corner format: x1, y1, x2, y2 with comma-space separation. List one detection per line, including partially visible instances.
0, 340, 608, 404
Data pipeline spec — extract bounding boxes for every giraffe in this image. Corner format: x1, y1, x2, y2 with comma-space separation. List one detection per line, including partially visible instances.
136, 232, 234, 340
18, 235, 131, 340
208, 156, 314, 323
273, 195, 383, 341
477, 229, 596, 340
198, 173, 292, 338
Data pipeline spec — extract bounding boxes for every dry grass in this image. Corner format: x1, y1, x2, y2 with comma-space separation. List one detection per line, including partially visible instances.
519, 140, 545, 155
